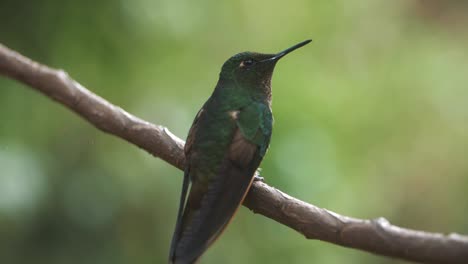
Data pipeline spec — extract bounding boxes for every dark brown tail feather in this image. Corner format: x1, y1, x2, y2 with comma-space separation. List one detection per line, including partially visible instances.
171, 159, 258, 264
169, 169, 191, 264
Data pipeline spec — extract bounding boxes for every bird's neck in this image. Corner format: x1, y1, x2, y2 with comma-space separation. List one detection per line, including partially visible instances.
213, 77, 272, 106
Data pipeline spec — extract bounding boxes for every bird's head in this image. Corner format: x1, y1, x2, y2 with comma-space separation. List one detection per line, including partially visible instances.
218, 39, 312, 95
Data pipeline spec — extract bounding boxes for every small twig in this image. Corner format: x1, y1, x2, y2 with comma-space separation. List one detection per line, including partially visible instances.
1, 43, 467, 263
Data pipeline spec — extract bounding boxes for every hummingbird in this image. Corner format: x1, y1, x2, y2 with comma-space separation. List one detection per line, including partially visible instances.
169, 39, 312, 264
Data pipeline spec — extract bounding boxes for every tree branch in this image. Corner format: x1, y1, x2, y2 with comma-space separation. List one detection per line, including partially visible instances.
1, 43, 467, 264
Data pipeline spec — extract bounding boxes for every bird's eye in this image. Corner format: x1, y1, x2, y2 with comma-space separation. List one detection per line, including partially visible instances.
240, 59, 254, 67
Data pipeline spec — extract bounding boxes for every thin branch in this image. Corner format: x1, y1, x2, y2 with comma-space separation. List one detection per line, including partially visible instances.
1, 43, 467, 264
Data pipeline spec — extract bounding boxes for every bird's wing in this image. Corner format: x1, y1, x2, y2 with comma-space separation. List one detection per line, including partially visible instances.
170, 103, 272, 264
169, 106, 205, 263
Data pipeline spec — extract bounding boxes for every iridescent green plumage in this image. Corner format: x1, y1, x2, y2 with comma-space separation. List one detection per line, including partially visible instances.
169, 40, 311, 264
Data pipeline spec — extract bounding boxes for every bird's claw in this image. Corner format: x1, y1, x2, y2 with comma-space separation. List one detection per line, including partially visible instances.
254, 175, 264, 182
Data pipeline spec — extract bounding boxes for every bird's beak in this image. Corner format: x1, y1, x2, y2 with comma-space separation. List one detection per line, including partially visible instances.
263, 39, 312, 63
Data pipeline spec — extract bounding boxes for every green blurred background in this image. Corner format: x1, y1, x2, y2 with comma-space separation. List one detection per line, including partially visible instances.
1, 0, 468, 263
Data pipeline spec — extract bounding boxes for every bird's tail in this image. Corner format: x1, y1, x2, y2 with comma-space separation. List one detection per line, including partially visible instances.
168, 169, 190, 264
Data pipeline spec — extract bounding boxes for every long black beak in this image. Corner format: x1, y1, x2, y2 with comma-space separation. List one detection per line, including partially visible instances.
266, 39, 312, 62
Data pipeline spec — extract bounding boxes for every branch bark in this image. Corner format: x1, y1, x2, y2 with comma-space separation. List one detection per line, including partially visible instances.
1, 43, 467, 264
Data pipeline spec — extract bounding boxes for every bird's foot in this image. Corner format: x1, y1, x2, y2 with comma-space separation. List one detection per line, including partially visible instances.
254, 174, 264, 182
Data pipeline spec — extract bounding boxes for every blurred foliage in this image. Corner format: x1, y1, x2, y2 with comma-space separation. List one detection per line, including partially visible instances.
1, 0, 468, 263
